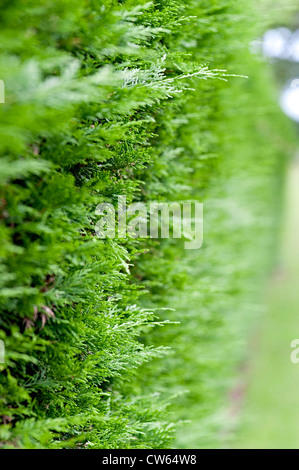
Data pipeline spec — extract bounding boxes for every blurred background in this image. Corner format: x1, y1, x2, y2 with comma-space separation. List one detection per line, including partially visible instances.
229, 1, 299, 449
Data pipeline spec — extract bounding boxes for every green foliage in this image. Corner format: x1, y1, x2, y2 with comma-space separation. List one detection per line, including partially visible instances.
0, 0, 294, 449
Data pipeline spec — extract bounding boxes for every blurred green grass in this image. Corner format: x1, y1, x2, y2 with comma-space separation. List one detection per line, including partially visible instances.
234, 159, 299, 449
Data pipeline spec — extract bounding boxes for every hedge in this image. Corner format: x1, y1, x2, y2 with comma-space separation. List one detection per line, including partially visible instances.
0, 0, 294, 448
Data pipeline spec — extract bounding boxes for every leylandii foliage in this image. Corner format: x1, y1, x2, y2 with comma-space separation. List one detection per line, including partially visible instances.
0, 0, 292, 449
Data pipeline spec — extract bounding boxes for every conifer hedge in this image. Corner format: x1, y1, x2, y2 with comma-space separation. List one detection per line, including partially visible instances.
0, 0, 293, 448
